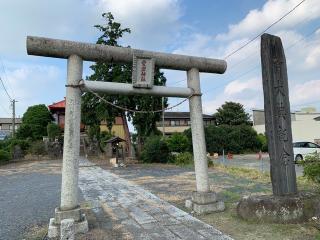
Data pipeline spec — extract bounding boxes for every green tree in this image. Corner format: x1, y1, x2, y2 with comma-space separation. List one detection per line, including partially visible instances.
82, 12, 167, 156
214, 102, 251, 126
140, 135, 171, 163
47, 123, 61, 141
166, 133, 189, 153
299, 153, 320, 183
257, 133, 268, 152
16, 104, 53, 140
184, 124, 261, 154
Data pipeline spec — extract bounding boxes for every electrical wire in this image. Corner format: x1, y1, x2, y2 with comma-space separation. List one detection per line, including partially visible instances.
223, 0, 307, 60
0, 57, 15, 99
0, 76, 12, 101
201, 23, 320, 97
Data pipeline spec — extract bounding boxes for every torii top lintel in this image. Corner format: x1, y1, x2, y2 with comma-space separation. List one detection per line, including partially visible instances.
26, 36, 227, 74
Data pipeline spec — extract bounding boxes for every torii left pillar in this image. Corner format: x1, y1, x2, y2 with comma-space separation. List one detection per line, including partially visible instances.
48, 55, 88, 238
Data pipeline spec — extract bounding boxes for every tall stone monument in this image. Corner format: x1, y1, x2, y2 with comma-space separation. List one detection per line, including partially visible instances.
260, 33, 297, 196
237, 33, 318, 223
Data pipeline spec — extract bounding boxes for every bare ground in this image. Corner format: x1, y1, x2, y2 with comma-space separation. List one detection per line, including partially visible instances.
2, 157, 320, 240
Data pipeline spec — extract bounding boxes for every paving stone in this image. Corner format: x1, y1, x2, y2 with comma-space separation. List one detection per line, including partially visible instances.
168, 225, 206, 240
142, 222, 181, 240
152, 213, 180, 225
78, 158, 232, 240
128, 206, 156, 224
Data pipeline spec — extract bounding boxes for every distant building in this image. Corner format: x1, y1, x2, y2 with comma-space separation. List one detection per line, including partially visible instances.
156, 111, 215, 135
0, 118, 22, 140
252, 108, 320, 144
48, 99, 131, 155
48, 99, 68, 130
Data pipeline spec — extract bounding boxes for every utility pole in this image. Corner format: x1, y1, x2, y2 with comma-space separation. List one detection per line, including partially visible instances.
11, 99, 17, 137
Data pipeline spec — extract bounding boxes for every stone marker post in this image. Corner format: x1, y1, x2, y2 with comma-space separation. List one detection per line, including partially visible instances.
237, 34, 318, 224
261, 33, 297, 196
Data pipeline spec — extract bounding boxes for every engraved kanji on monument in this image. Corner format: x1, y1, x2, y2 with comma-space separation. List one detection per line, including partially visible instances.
261, 33, 297, 196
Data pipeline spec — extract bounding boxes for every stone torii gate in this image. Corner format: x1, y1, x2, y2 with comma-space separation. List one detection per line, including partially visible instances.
26, 36, 227, 236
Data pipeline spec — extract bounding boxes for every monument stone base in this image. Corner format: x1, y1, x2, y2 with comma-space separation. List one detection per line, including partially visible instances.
186, 191, 225, 214
47, 207, 88, 239
237, 192, 319, 223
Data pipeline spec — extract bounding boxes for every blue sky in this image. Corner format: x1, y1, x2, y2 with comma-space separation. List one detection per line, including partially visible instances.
0, 0, 319, 126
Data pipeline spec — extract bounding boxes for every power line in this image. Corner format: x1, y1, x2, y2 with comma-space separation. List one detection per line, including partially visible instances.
202, 23, 320, 98
226, 13, 315, 74
224, 0, 307, 60
0, 76, 12, 101
0, 57, 15, 99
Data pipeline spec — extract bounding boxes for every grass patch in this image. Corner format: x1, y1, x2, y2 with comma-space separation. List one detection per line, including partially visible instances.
213, 163, 270, 182
24, 225, 47, 240
221, 189, 242, 202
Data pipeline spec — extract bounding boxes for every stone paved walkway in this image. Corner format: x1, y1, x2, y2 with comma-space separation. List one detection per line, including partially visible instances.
79, 160, 232, 240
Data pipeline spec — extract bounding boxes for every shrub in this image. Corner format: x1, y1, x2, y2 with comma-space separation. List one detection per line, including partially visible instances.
29, 141, 47, 156
299, 153, 320, 184
9, 139, 30, 152
0, 150, 11, 162
47, 123, 61, 141
99, 131, 114, 149
257, 133, 268, 152
174, 152, 193, 166
185, 125, 261, 154
87, 125, 101, 141
166, 133, 189, 153
140, 135, 171, 163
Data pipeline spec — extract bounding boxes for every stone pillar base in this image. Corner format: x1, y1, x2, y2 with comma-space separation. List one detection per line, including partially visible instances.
186, 191, 225, 214
237, 192, 319, 223
47, 207, 88, 239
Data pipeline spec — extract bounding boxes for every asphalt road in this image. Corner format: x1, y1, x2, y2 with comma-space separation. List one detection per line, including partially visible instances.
0, 172, 61, 240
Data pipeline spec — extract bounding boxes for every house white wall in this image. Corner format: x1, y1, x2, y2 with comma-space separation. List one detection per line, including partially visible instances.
253, 110, 320, 144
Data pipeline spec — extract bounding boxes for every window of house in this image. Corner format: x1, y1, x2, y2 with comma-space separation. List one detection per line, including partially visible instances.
187, 120, 191, 125
175, 120, 180, 126
170, 120, 175, 126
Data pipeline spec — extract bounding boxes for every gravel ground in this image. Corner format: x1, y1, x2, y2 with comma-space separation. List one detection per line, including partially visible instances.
0, 172, 61, 240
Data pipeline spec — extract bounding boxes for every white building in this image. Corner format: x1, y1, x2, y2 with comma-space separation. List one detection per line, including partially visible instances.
252, 107, 320, 144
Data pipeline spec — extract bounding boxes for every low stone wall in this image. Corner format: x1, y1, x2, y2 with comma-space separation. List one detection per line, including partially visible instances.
237, 192, 320, 223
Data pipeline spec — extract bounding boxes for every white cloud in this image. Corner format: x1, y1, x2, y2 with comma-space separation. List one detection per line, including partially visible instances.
98, 0, 182, 50
305, 45, 320, 68
224, 78, 260, 95
290, 79, 320, 105
0, 62, 65, 117
217, 0, 320, 41
0, 0, 182, 58
0, 0, 100, 58
173, 34, 214, 57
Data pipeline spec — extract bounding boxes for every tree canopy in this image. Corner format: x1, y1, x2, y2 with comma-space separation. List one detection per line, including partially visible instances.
184, 124, 261, 154
17, 104, 53, 140
214, 101, 251, 126
81, 12, 168, 142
